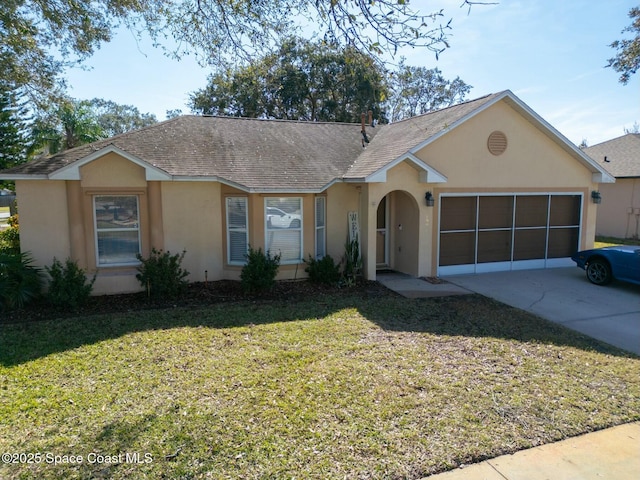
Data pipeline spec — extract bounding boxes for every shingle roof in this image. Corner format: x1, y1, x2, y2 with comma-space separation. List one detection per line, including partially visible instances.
2, 90, 612, 189
4, 116, 378, 191
345, 93, 502, 179
583, 134, 640, 178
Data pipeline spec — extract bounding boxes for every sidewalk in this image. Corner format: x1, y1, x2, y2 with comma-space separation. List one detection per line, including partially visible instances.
424, 422, 640, 480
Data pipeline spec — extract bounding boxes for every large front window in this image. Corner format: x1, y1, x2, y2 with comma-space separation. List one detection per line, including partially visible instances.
265, 197, 302, 263
94, 195, 141, 266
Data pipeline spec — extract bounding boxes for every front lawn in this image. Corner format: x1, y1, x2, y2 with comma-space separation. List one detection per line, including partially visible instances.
1, 288, 639, 479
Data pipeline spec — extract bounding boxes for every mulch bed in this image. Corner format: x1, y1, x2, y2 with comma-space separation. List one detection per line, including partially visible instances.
2, 279, 395, 325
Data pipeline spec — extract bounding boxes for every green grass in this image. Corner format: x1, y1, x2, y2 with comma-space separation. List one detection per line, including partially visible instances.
594, 235, 640, 248
1, 293, 639, 479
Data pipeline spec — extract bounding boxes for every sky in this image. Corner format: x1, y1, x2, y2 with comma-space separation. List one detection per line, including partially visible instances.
65, 0, 639, 147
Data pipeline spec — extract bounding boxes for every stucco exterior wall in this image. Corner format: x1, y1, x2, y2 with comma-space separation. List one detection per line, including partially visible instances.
596, 178, 640, 239
162, 182, 223, 283
15, 180, 71, 267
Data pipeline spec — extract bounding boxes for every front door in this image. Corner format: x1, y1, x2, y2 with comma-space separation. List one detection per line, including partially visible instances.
376, 196, 389, 267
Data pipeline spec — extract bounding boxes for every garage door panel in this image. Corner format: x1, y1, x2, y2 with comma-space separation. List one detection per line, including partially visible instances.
478, 230, 512, 263
479, 196, 513, 229
550, 195, 581, 226
440, 197, 476, 231
548, 227, 579, 258
515, 196, 548, 227
439, 232, 475, 266
513, 229, 547, 260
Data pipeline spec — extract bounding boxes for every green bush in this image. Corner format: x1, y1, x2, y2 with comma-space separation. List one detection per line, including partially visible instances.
0, 252, 43, 310
0, 215, 20, 255
45, 258, 96, 311
240, 246, 281, 294
136, 248, 190, 299
305, 254, 341, 284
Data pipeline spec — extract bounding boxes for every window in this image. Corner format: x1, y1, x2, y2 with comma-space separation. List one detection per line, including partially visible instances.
315, 197, 326, 259
94, 195, 140, 266
265, 197, 302, 263
226, 197, 248, 264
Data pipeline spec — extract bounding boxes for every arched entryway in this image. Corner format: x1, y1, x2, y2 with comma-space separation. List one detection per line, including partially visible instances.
376, 190, 420, 276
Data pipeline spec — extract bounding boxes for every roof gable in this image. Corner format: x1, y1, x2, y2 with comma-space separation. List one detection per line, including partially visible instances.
345, 90, 614, 184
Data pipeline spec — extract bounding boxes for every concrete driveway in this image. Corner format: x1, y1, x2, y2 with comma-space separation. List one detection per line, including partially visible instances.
444, 267, 640, 355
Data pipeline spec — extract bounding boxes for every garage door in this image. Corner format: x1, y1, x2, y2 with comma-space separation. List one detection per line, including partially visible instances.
438, 194, 582, 275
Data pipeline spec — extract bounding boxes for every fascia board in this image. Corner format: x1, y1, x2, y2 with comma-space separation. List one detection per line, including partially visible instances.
49, 145, 172, 181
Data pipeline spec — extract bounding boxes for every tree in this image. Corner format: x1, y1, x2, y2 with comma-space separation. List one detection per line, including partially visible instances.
387, 60, 472, 122
2, 1, 485, 106
29, 99, 105, 155
0, 83, 29, 179
607, 6, 640, 84
29, 97, 158, 155
87, 98, 157, 137
190, 38, 389, 123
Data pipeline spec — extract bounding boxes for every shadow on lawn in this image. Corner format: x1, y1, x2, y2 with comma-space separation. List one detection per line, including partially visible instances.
0, 285, 636, 366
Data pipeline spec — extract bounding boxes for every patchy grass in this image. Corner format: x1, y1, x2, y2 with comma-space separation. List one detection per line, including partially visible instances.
594, 235, 640, 248
1, 293, 639, 479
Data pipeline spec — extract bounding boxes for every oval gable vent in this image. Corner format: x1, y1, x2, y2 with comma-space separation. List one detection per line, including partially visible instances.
487, 131, 508, 156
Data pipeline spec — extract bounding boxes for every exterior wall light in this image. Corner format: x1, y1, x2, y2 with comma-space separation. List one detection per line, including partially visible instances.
425, 191, 435, 207
591, 191, 602, 204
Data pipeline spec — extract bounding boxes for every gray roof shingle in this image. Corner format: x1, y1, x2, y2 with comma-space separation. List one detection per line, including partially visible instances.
583, 133, 640, 178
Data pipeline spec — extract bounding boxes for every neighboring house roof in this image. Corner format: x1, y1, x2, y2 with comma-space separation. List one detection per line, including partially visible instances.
583, 133, 640, 178
1, 90, 614, 191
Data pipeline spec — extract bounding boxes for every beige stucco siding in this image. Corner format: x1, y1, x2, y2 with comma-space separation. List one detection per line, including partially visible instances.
15, 180, 71, 267
80, 153, 147, 189
161, 182, 223, 283
596, 179, 640, 239
416, 101, 592, 189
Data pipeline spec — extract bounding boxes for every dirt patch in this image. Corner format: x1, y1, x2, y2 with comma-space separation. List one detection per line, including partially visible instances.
2, 279, 395, 324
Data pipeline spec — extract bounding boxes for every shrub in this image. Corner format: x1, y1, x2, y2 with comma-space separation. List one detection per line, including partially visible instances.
0, 252, 43, 310
305, 254, 341, 284
342, 237, 362, 285
45, 258, 96, 311
241, 246, 281, 294
0, 214, 20, 255
136, 248, 190, 299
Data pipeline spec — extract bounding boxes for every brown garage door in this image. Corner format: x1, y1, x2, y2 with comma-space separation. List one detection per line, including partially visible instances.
439, 194, 581, 275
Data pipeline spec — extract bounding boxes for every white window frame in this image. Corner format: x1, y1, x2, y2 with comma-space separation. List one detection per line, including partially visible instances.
315, 196, 326, 259
93, 195, 141, 267
265, 197, 303, 264
226, 196, 249, 265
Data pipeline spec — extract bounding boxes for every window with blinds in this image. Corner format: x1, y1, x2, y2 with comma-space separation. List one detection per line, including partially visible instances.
315, 197, 326, 259
226, 197, 248, 264
265, 197, 302, 263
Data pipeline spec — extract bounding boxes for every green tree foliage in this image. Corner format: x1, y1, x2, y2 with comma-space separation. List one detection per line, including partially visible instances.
30, 98, 105, 155
0, 82, 29, 185
88, 98, 158, 137
29, 97, 157, 155
608, 6, 640, 84
190, 40, 472, 123
190, 38, 388, 123
387, 60, 472, 122
2, 1, 481, 107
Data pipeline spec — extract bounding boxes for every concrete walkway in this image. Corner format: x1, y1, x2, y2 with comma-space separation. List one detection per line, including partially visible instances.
377, 272, 472, 298
424, 422, 640, 479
